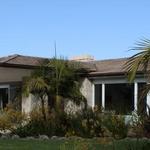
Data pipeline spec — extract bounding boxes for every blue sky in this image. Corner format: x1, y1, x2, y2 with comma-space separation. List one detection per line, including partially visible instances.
0, 0, 150, 60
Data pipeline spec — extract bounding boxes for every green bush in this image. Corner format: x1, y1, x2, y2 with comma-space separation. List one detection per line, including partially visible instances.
65, 107, 105, 138
11, 106, 131, 139
103, 114, 129, 139
13, 107, 105, 138
12, 108, 69, 137
130, 111, 150, 138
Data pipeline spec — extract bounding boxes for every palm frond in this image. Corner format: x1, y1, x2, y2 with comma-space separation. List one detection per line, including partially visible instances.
124, 38, 150, 82
22, 76, 49, 97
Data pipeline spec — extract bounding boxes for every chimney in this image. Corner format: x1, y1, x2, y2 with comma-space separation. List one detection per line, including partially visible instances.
70, 54, 94, 62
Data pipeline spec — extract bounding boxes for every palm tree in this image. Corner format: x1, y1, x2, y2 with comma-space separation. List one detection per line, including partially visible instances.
125, 39, 150, 82
46, 58, 86, 109
125, 38, 150, 114
22, 74, 50, 120
22, 57, 87, 118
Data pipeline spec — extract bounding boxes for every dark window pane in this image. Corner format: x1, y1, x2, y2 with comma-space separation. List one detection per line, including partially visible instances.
138, 83, 146, 115
105, 84, 134, 114
10, 84, 22, 110
0, 88, 8, 109
95, 84, 102, 107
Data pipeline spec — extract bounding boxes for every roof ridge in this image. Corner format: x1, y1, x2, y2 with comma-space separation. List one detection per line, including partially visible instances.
15, 54, 50, 60
3, 54, 20, 63
93, 57, 129, 62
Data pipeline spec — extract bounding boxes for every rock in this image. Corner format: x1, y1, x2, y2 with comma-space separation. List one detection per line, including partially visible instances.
76, 137, 83, 140
51, 136, 58, 140
95, 137, 113, 145
141, 137, 149, 141
12, 135, 20, 139
124, 137, 138, 141
26, 136, 35, 140
124, 137, 131, 140
93, 137, 100, 140
68, 136, 83, 140
1, 134, 10, 139
103, 129, 112, 137
39, 135, 49, 140
58, 137, 67, 140
127, 129, 137, 138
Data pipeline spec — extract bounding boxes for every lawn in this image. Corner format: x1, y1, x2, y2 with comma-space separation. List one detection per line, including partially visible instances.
0, 138, 149, 150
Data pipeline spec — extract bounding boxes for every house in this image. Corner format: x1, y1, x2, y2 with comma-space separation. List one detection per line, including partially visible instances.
0, 54, 149, 114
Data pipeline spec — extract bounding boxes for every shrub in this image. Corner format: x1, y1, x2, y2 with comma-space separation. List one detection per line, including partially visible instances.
143, 116, 150, 138
65, 107, 105, 138
12, 108, 53, 137
130, 111, 150, 138
130, 112, 144, 138
103, 114, 129, 139
0, 105, 25, 132
11, 105, 130, 139
13, 106, 105, 138
12, 108, 69, 137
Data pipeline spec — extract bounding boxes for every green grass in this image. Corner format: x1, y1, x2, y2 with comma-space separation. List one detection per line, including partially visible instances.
0, 138, 149, 150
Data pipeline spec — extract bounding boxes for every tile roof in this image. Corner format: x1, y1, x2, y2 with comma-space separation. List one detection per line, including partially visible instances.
0, 54, 143, 76
87, 58, 128, 76
0, 54, 95, 70
0, 54, 45, 68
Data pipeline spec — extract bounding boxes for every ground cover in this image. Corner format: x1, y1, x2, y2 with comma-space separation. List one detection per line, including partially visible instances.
0, 138, 149, 150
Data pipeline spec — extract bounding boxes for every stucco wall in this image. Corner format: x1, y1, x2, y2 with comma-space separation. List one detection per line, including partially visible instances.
80, 78, 93, 107
22, 94, 43, 113
0, 67, 32, 83
0, 67, 33, 112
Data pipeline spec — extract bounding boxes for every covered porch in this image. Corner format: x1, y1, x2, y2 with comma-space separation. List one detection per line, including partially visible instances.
91, 76, 150, 115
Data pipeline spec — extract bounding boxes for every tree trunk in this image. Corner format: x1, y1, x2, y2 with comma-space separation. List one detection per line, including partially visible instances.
41, 98, 46, 120
48, 94, 55, 112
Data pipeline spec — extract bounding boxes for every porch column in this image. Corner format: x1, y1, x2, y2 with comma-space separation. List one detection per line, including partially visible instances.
92, 84, 95, 108
147, 91, 150, 114
102, 83, 105, 109
134, 82, 138, 111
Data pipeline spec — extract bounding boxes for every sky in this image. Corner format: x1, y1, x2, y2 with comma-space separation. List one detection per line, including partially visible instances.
0, 0, 150, 60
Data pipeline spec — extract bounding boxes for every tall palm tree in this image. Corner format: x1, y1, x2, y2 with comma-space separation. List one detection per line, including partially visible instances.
125, 38, 150, 114
47, 58, 86, 108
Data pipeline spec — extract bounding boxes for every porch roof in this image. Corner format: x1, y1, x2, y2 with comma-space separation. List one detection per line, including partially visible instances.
87, 58, 129, 76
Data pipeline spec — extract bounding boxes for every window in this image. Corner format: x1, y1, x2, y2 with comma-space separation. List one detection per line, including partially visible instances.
94, 82, 147, 115
0, 86, 9, 109
105, 83, 134, 114
95, 84, 102, 106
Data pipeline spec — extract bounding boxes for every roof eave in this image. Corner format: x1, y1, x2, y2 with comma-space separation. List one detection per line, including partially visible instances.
87, 71, 144, 77
0, 63, 38, 69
